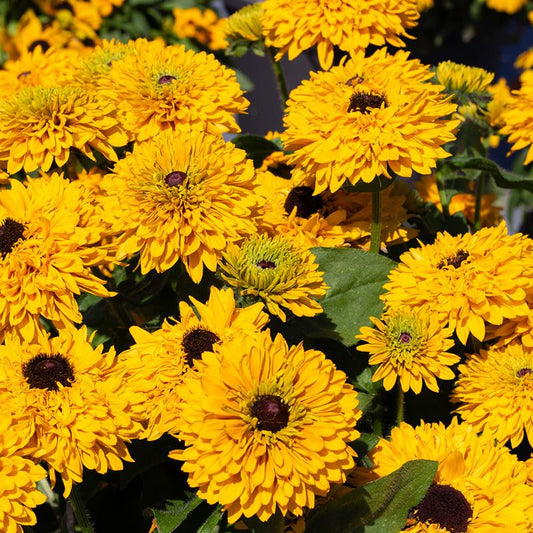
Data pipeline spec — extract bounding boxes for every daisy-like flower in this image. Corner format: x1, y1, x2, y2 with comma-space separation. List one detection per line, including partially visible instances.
261, 0, 420, 70
451, 342, 533, 448
484, 0, 528, 14
103, 38, 248, 141
382, 221, 533, 345
170, 330, 361, 523
0, 327, 143, 497
173, 8, 227, 51
224, 3, 264, 43
283, 48, 458, 193
0, 176, 114, 342
101, 126, 258, 282
119, 286, 269, 440
500, 69, 533, 165
220, 233, 328, 321
359, 418, 533, 532
0, 85, 128, 174
434, 61, 494, 95
356, 309, 458, 393
0, 414, 47, 533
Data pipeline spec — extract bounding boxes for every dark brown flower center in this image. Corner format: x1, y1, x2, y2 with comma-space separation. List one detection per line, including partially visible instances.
251, 394, 290, 432
0, 218, 25, 257
399, 332, 412, 344
23, 354, 75, 391
517, 367, 532, 378
158, 75, 176, 85
348, 91, 386, 113
164, 171, 187, 187
182, 328, 220, 367
28, 39, 50, 53
256, 260, 276, 269
284, 186, 324, 218
412, 484, 472, 533
438, 250, 469, 269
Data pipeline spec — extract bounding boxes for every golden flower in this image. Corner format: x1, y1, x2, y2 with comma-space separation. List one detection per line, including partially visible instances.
0, 85, 128, 174
103, 38, 248, 141
484, 0, 528, 14
0, 414, 46, 533
170, 330, 361, 523
416, 0, 434, 10
173, 8, 228, 51
435, 61, 494, 95
451, 342, 533, 448
224, 3, 264, 42
356, 309, 457, 393
0, 176, 114, 343
382, 221, 533, 345
515, 47, 533, 69
500, 69, 533, 165
36, 0, 103, 31
283, 48, 458, 193
262, 0, 420, 70
486, 77, 512, 147
220, 233, 328, 321
0, 327, 143, 497
118, 286, 269, 440
101, 126, 258, 282
362, 418, 533, 532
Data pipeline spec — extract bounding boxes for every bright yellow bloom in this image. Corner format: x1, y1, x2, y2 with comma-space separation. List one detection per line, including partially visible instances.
101, 126, 259, 282
220, 234, 328, 321
0, 327, 143, 497
361, 418, 533, 532
173, 8, 228, 51
0, 85, 127, 174
452, 343, 533, 448
283, 48, 458, 193
382, 222, 533, 345
262, 0, 419, 70
224, 3, 264, 43
170, 330, 361, 523
103, 38, 248, 141
356, 309, 458, 393
119, 286, 269, 440
484, 0, 528, 14
435, 61, 494, 95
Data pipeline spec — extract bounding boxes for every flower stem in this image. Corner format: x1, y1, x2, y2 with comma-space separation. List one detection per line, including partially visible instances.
396, 385, 405, 426
68, 485, 95, 533
370, 189, 382, 254
435, 173, 450, 218
473, 173, 485, 232
267, 47, 289, 108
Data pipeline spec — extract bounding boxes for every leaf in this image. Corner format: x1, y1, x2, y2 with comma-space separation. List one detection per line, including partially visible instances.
306, 459, 438, 533
310, 248, 397, 346
197, 507, 223, 533
150, 495, 203, 533
230, 134, 282, 167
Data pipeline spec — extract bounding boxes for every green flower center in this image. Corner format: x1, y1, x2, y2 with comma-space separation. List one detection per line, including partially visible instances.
158, 75, 176, 85
251, 394, 290, 432
165, 171, 187, 187
438, 250, 469, 269
23, 354, 75, 391
182, 328, 220, 367
284, 186, 324, 218
348, 91, 386, 114
517, 367, 532, 378
0, 218, 25, 257
28, 39, 50, 53
412, 484, 472, 533
385, 313, 425, 368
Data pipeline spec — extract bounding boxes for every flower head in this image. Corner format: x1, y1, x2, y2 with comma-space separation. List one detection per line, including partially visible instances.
224, 3, 263, 43
435, 61, 494, 95
484, 0, 528, 14
356, 309, 458, 393
173, 8, 227, 51
170, 330, 361, 523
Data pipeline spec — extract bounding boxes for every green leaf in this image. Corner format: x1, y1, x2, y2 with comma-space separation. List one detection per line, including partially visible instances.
310, 248, 397, 346
306, 459, 438, 533
197, 507, 224, 533
150, 495, 203, 533
230, 134, 282, 167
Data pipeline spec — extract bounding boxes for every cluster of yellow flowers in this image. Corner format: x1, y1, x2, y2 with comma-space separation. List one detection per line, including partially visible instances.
0, 0, 532, 532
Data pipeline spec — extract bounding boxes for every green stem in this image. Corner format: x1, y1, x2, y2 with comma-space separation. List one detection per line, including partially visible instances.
370, 189, 382, 254
435, 173, 450, 218
267, 47, 289, 108
68, 484, 95, 533
396, 385, 405, 426
473, 173, 485, 232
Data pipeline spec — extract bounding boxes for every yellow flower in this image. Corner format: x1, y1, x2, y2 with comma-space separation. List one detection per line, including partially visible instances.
486, 77, 513, 147
101, 126, 259, 282
416, 0, 434, 10
515, 47, 533, 69
118, 286, 269, 440
0, 327, 143, 497
0, 85, 128, 174
0, 414, 47, 533
170, 330, 361, 523
262, 0, 420, 70
283, 48, 458, 193
361, 418, 533, 532
173, 8, 228, 51
220, 234, 328, 321
356, 309, 458, 393
382, 222, 533, 345
451, 342, 533, 448
484, 0, 528, 14
224, 3, 264, 43
0, 176, 114, 343
435, 61, 494, 95
103, 38, 248, 141
500, 69, 533, 165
